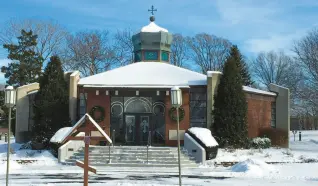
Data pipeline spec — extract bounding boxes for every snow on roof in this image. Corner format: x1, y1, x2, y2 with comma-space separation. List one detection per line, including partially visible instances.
52, 114, 112, 144
50, 127, 73, 143
141, 22, 168, 33
78, 62, 207, 87
243, 86, 276, 96
188, 127, 218, 147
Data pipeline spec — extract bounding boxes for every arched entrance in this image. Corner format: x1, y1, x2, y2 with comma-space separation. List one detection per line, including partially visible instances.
111, 96, 165, 146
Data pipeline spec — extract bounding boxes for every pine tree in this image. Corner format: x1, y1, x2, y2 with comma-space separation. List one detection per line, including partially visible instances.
1, 29, 43, 86
230, 45, 254, 86
212, 56, 249, 148
32, 56, 71, 147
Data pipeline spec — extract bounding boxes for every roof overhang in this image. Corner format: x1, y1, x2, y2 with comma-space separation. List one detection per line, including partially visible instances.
82, 85, 190, 89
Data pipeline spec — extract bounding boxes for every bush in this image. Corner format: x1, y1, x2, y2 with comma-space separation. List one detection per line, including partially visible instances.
250, 137, 271, 149
259, 128, 288, 147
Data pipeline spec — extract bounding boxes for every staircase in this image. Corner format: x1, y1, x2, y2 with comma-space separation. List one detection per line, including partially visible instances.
63, 146, 198, 168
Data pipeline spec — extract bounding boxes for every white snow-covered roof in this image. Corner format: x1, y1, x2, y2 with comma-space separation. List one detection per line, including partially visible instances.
50, 127, 73, 143
78, 62, 207, 87
53, 114, 112, 144
188, 127, 218, 147
141, 22, 168, 33
243, 86, 276, 96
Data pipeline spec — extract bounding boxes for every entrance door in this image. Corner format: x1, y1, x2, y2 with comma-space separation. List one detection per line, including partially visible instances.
125, 115, 136, 143
139, 115, 150, 145
124, 114, 151, 145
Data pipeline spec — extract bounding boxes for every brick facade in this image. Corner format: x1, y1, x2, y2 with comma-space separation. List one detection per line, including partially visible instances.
246, 93, 275, 138
80, 88, 110, 145
164, 89, 190, 146
78, 88, 277, 146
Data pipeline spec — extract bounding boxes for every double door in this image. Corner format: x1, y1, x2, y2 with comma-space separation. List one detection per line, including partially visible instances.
124, 114, 151, 145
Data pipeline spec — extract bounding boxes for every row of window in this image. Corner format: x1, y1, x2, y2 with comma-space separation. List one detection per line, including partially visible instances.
135, 51, 169, 62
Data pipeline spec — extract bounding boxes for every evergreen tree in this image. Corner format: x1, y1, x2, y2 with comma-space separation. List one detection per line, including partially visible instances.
212, 56, 249, 148
32, 56, 71, 146
230, 45, 254, 86
1, 29, 43, 86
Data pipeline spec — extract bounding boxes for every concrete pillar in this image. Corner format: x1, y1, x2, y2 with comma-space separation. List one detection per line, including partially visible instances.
269, 84, 290, 148
15, 83, 39, 143
206, 71, 222, 130
69, 71, 80, 125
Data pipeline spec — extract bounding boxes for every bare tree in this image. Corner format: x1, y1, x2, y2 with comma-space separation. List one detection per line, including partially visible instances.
62, 30, 118, 77
171, 34, 189, 67
186, 33, 232, 74
0, 18, 68, 61
113, 28, 134, 66
251, 51, 303, 95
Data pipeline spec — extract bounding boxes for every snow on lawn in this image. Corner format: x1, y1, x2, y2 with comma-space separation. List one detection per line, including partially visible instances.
230, 159, 278, 177
202, 130, 318, 166
0, 138, 58, 166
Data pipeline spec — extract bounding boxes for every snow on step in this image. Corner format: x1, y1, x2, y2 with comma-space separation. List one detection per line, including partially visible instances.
64, 146, 198, 168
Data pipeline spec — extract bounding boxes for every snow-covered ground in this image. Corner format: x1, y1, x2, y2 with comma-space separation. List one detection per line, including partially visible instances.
0, 131, 317, 185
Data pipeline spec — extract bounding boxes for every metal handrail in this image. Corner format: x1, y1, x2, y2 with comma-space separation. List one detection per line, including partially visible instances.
108, 129, 115, 164
146, 130, 151, 164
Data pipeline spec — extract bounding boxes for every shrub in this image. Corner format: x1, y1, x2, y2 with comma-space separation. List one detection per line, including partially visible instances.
250, 137, 271, 149
259, 128, 288, 147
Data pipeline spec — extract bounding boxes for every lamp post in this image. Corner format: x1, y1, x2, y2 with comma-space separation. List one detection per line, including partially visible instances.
4, 86, 16, 186
171, 86, 182, 186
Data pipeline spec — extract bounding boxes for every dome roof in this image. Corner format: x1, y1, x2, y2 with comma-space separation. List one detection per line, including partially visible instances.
141, 22, 168, 33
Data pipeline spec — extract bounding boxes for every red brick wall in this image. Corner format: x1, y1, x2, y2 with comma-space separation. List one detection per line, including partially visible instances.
164, 89, 190, 146
246, 93, 275, 138
81, 88, 110, 145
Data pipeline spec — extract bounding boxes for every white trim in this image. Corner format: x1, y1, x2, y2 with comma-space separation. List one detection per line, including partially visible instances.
82, 85, 190, 88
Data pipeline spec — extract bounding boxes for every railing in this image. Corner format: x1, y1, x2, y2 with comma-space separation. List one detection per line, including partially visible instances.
108, 129, 115, 164
146, 130, 151, 164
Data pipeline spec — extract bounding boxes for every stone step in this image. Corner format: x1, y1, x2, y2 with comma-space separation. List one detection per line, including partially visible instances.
62, 161, 198, 168
64, 146, 197, 168
69, 155, 194, 160
65, 159, 196, 165
89, 146, 179, 150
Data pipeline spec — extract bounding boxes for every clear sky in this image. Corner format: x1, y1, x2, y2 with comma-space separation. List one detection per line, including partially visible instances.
0, 0, 317, 83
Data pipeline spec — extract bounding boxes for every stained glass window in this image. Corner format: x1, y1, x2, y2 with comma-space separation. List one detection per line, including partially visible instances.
161, 51, 169, 61
145, 51, 158, 60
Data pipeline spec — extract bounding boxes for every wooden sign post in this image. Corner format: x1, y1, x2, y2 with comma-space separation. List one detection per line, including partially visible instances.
59, 114, 112, 186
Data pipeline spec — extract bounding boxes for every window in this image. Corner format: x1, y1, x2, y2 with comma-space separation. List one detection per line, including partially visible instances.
271, 102, 276, 128
79, 93, 87, 118
134, 51, 141, 62
190, 87, 207, 128
161, 51, 169, 62
144, 51, 158, 60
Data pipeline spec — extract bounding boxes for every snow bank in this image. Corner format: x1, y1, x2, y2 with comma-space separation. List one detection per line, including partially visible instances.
188, 127, 218, 147
231, 159, 278, 176
50, 127, 72, 143
0, 160, 21, 174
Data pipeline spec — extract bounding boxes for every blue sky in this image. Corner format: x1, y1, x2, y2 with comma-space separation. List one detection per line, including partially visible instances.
0, 0, 318, 83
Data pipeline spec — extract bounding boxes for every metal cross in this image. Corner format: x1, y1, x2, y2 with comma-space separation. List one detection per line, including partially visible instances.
148, 5, 157, 15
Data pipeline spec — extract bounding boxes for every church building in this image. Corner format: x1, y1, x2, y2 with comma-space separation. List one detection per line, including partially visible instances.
14, 15, 290, 147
